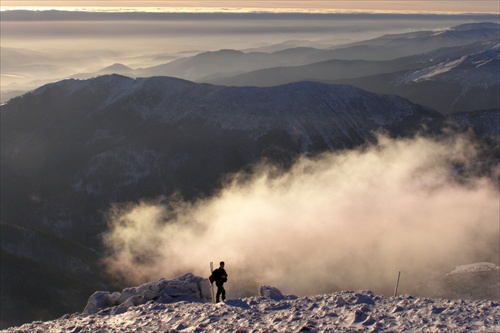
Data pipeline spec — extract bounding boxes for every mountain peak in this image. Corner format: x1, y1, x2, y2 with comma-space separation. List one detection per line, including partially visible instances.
98, 63, 133, 73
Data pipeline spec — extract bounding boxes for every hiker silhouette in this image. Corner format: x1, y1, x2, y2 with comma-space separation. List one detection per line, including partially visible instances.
211, 261, 228, 303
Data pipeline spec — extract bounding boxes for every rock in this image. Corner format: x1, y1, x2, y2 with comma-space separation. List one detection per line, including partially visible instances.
259, 285, 285, 301
161, 287, 192, 297
143, 289, 160, 301
117, 288, 138, 304
83, 291, 111, 314
110, 305, 129, 315
199, 279, 212, 300
156, 293, 173, 303
108, 292, 121, 306
354, 293, 376, 305
152, 279, 169, 292
122, 295, 147, 307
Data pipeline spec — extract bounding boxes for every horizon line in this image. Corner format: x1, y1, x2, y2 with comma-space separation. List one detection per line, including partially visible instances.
1, 6, 499, 15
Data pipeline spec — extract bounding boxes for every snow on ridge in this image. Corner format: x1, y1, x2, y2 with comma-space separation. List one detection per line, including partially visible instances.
3, 279, 499, 333
398, 56, 467, 83
431, 30, 447, 37
396, 47, 500, 87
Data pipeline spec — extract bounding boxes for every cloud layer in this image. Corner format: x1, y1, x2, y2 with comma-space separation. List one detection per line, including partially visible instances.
103, 134, 499, 298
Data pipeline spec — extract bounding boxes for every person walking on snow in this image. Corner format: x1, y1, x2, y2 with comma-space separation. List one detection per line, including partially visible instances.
212, 261, 228, 303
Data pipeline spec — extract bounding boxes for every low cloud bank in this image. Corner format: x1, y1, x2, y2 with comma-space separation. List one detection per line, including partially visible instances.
103, 134, 499, 297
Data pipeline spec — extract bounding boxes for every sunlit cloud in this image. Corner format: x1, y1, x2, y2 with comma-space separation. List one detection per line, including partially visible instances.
103, 134, 499, 298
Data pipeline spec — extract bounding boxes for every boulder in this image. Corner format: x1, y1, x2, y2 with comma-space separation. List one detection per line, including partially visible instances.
121, 295, 147, 307
199, 279, 212, 300
116, 287, 138, 304
84, 291, 111, 314
259, 285, 285, 301
143, 289, 160, 301
108, 292, 121, 306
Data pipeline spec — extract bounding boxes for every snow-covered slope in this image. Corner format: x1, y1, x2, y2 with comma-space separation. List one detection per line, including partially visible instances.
396, 41, 499, 88
326, 41, 499, 114
3, 271, 499, 333
387, 41, 500, 113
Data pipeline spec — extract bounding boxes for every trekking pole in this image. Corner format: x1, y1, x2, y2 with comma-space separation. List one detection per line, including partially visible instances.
393, 271, 401, 297
210, 262, 215, 303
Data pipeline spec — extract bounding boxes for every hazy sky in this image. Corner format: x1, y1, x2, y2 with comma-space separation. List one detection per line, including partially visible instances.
1, 1, 499, 14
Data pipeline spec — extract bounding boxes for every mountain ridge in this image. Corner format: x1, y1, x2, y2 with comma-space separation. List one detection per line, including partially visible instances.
18, 75, 440, 137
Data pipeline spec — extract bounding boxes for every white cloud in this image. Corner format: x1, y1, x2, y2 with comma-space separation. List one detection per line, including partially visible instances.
103, 134, 499, 298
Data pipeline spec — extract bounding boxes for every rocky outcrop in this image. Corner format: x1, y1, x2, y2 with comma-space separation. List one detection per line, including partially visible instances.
83, 273, 212, 315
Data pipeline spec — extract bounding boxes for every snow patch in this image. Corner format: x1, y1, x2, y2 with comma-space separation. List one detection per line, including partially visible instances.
399, 56, 467, 83
395, 46, 499, 89
6, 289, 499, 332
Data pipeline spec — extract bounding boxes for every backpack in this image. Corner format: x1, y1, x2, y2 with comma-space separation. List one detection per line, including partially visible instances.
209, 274, 214, 284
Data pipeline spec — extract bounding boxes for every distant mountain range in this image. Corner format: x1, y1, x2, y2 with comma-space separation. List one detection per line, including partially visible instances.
66, 22, 499, 115
3, 23, 498, 113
